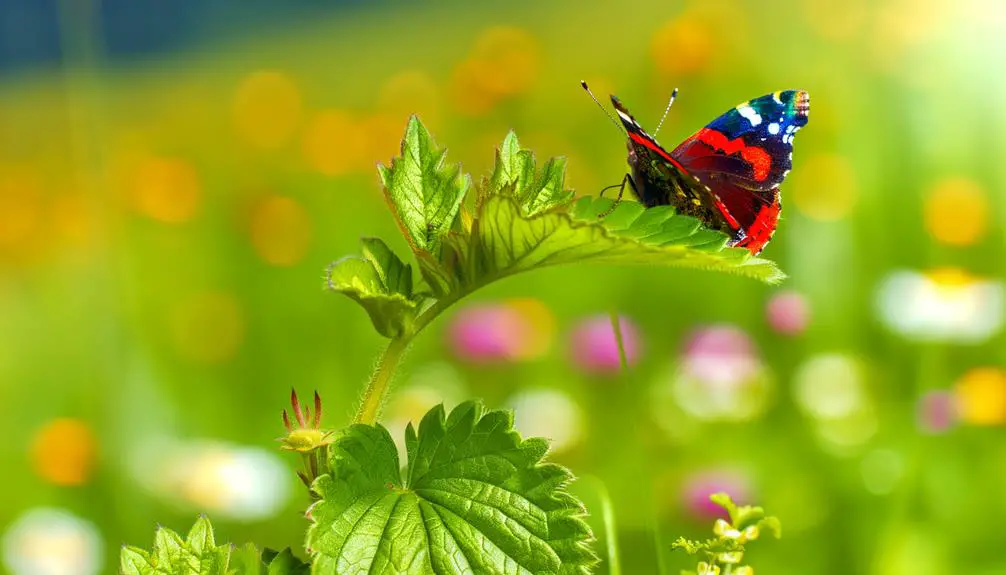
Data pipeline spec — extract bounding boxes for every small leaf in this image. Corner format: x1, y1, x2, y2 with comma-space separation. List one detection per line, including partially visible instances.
120, 516, 236, 574
489, 131, 574, 215
379, 116, 471, 256
757, 516, 782, 539
264, 548, 311, 574
360, 237, 413, 299
325, 246, 417, 338
307, 401, 598, 575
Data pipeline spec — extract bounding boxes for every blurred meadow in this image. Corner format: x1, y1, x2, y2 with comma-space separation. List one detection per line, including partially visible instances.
3, 0, 1006, 573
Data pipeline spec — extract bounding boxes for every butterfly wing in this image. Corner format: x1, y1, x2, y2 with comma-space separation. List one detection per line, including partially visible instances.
670, 90, 809, 253
671, 90, 809, 191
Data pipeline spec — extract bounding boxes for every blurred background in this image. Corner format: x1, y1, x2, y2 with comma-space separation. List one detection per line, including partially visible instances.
2, 0, 1006, 573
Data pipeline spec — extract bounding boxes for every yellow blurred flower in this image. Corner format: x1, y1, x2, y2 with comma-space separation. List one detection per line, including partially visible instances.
449, 57, 502, 117
651, 15, 715, 77
169, 291, 245, 363
249, 195, 312, 267
232, 70, 302, 150
450, 26, 540, 116
49, 194, 93, 249
923, 177, 988, 246
954, 367, 1006, 426
469, 26, 540, 98
792, 154, 858, 221
131, 156, 201, 224
301, 109, 368, 176
0, 165, 44, 253
379, 70, 440, 128
30, 418, 96, 486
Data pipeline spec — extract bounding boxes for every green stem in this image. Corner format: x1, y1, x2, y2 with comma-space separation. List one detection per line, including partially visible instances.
609, 311, 629, 371
354, 336, 411, 425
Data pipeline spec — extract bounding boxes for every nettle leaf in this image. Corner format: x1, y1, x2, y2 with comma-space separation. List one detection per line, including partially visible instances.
325, 238, 417, 338
121, 516, 310, 575
488, 131, 575, 216
446, 194, 782, 289
306, 401, 598, 575
379, 116, 471, 256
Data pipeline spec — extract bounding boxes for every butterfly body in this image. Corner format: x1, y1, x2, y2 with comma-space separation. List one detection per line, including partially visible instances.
609, 89, 809, 255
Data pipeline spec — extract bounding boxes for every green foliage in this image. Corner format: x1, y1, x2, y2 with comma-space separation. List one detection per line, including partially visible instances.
672, 493, 780, 575
120, 516, 309, 575
306, 400, 598, 575
325, 117, 784, 339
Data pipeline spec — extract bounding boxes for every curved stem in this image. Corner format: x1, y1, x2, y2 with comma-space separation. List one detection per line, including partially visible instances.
609, 310, 629, 372
354, 336, 411, 425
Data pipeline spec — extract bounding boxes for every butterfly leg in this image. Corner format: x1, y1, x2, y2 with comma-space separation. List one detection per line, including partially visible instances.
597, 174, 636, 218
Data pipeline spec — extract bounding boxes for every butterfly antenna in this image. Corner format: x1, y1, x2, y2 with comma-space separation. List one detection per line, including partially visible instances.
581, 81, 624, 134
653, 87, 679, 137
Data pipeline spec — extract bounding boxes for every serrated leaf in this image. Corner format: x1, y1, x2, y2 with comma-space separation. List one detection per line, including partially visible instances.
306, 401, 598, 575
263, 548, 311, 574
448, 195, 783, 290
120, 516, 233, 575
121, 519, 311, 575
325, 245, 418, 338
489, 131, 575, 216
379, 116, 471, 256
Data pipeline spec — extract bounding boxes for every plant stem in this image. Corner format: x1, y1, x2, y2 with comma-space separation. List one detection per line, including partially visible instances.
609, 310, 629, 371
354, 336, 411, 425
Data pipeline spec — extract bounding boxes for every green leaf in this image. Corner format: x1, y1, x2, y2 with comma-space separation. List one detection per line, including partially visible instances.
446, 195, 783, 290
120, 517, 311, 575
325, 239, 418, 338
306, 401, 598, 575
489, 131, 575, 215
120, 516, 232, 575
263, 549, 312, 574
379, 116, 471, 256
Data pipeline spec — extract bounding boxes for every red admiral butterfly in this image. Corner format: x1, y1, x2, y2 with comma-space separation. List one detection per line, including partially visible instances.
582, 83, 809, 255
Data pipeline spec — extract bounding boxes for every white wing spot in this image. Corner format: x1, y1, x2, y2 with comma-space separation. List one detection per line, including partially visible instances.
768, 123, 780, 135
737, 104, 762, 127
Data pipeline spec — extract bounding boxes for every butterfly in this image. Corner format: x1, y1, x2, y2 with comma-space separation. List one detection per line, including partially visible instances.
582, 83, 809, 255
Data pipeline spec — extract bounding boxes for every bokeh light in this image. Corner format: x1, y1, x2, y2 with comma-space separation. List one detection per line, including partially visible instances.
794, 354, 877, 453
953, 367, 1006, 426
506, 388, 584, 454
130, 156, 201, 224
30, 418, 96, 486
168, 291, 246, 363
876, 268, 1004, 343
232, 70, 302, 150
680, 469, 752, 521
0, 165, 44, 255
448, 298, 554, 363
765, 290, 810, 336
2, 508, 103, 575
568, 314, 641, 374
248, 195, 312, 266
130, 438, 290, 521
668, 325, 772, 421
923, 177, 989, 246
917, 390, 957, 434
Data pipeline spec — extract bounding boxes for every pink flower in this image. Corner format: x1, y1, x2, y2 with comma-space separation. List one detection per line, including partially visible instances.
681, 470, 752, 520
569, 314, 641, 374
448, 299, 554, 363
681, 325, 760, 384
917, 390, 957, 434
766, 290, 810, 336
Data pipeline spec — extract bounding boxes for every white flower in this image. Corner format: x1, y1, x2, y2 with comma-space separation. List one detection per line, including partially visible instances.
2, 508, 102, 575
876, 268, 1003, 343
